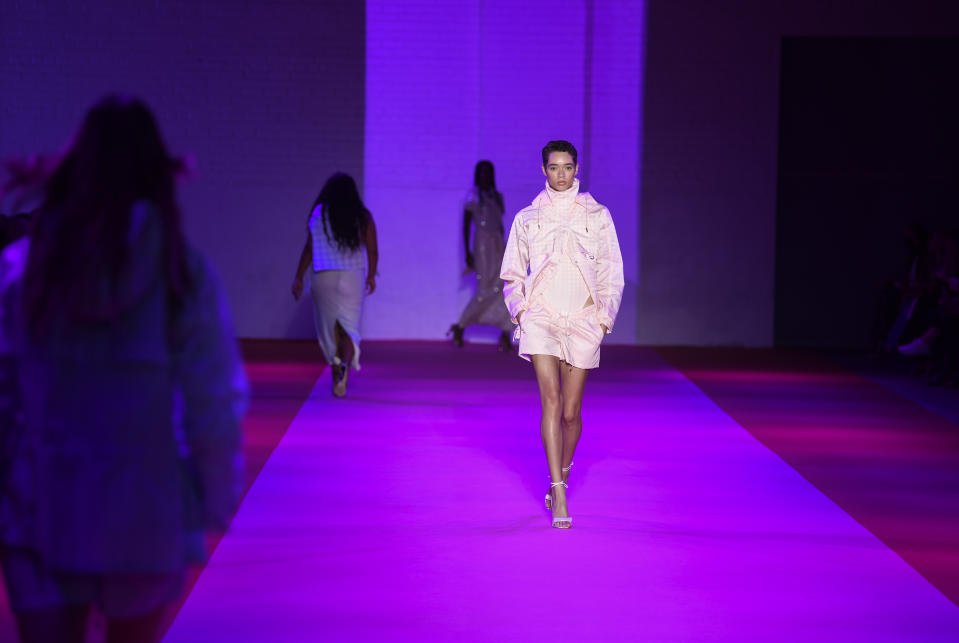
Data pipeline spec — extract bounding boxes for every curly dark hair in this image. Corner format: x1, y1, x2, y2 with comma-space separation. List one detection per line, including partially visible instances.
310, 173, 371, 252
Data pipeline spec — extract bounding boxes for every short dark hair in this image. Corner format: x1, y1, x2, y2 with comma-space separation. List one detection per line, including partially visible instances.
541, 140, 578, 166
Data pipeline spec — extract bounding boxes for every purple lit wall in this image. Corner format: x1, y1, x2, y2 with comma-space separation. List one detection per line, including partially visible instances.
640, 0, 959, 346
0, 1, 365, 339
6, 2, 959, 346
362, 1, 645, 342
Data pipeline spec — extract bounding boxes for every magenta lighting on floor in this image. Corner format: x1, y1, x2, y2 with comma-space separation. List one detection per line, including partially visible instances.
159, 342, 959, 641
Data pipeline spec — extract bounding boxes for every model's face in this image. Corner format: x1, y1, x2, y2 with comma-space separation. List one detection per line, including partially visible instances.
542, 152, 578, 191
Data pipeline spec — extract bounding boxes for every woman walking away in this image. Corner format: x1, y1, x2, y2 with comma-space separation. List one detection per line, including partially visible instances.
0, 95, 247, 642
292, 173, 378, 397
448, 160, 514, 351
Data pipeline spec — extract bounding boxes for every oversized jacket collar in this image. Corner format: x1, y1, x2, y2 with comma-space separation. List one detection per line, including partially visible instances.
533, 179, 585, 209
526, 179, 606, 232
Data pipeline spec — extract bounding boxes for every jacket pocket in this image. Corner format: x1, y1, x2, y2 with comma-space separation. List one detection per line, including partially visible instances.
577, 240, 598, 263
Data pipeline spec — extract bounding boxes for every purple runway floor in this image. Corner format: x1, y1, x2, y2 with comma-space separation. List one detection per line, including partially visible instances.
164, 342, 959, 641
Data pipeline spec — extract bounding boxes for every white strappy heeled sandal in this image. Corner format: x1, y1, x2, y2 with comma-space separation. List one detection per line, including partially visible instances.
550, 481, 572, 529
545, 462, 573, 510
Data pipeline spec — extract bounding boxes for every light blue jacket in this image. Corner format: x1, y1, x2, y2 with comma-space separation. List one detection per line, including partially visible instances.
0, 202, 247, 573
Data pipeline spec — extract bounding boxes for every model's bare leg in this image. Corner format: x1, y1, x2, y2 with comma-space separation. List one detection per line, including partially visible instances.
334, 321, 354, 367
559, 361, 588, 484
330, 321, 353, 397
532, 354, 569, 526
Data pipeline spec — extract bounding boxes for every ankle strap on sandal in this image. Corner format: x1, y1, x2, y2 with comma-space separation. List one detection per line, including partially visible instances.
550, 481, 568, 489
561, 462, 573, 473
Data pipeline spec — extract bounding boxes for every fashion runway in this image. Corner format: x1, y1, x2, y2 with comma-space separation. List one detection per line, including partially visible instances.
163, 342, 958, 641
2, 341, 958, 641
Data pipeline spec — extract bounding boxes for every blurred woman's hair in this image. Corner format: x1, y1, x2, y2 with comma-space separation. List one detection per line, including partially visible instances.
311, 173, 371, 252
473, 160, 503, 210
23, 95, 190, 338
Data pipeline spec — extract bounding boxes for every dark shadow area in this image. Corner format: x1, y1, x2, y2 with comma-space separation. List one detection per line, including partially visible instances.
827, 349, 959, 427
775, 37, 959, 348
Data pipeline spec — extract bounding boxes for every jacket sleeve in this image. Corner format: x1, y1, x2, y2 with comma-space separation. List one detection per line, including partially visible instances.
500, 212, 530, 324
0, 242, 25, 476
595, 208, 625, 333
172, 250, 248, 531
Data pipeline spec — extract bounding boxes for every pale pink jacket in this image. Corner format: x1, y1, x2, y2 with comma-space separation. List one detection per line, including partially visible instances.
500, 180, 625, 334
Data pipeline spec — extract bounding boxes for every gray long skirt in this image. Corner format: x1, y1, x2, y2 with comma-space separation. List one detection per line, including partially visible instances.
310, 268, 364, 370
458, 229, 513, 331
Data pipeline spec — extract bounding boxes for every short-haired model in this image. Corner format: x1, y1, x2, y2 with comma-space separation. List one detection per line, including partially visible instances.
500, 140, 624, 528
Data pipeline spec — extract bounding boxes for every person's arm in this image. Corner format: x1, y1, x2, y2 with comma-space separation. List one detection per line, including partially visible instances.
463, 209, 474, 270
364, 217, 378, 294
500, 213, 529, 327
594, 209, 625, 334
0, 241, 25, 466
292, 234, 312, 301
173, 252, 248, 533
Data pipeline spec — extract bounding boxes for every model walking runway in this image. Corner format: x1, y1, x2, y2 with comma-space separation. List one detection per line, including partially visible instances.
163, 342, 959, 641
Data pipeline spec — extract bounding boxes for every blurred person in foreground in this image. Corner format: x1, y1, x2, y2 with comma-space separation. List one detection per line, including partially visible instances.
0, 95, 247, 642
